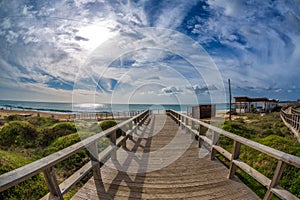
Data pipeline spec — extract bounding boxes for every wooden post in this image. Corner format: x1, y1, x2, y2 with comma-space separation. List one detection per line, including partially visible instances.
227, 141, 241, 179
263, 160, 286, 200
43, 167, 63, 200
88, 141, 102, 180
137, 116, 140, 129
210, 131, 219, 160
228, 79, 232, 121
185, 117, 188, 133
128, 121, 133, 140
181, 116, 184, 129
134, 119, 137, 135
191, 120, 195, 130
121, 130, 126, 149
198, 126, 204, 148
298, 115, 300, 131
110, 131, 117, 160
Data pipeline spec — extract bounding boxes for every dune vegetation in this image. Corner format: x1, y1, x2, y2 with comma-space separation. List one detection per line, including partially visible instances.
0, 115, 117, 199
218, 111, 300, 199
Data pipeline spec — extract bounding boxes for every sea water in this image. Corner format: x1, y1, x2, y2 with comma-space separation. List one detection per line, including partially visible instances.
0, 100, 230, 113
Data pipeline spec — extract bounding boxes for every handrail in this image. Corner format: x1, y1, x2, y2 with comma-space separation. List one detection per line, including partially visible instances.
291, 107, 300, 115
166, 109, 300, 200
280, 107, 300, 141
0, 110, 151, 199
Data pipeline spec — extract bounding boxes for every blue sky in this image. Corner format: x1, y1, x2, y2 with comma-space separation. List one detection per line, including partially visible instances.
0, 0, 299, 103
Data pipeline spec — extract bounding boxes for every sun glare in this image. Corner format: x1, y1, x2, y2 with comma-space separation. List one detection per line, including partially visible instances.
76, 25, 114, 50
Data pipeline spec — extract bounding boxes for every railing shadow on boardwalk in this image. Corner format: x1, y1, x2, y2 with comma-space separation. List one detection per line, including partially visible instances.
93, 116, 154, 199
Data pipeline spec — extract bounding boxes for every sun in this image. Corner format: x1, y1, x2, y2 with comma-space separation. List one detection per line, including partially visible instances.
75, 24, 115, 51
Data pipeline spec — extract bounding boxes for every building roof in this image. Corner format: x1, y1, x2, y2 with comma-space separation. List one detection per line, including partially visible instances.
234, 96, 278, 103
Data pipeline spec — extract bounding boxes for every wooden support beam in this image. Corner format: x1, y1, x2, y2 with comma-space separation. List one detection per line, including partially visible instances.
191, 120, 195, 130
110, 131, 117, 160
88, 141, 102, 181
264, 160, 286, 200
129, 121, 133, 140
227, 141, 241, 179
210, 131, 219, 160
122, 130, 127, 149
43, 167, 63, 200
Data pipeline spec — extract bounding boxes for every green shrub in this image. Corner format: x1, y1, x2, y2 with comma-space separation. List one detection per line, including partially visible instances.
89, 123, 102, 133
223, 120, 255, 139
50, 122, 77, 136
100, 120, 122, 138
99, 120, 117, 131
0, 150, 48, 199
36, 122, 77, 146
26, 117, 58, 127
5, 115, 24, 121
0, 121, 37, 148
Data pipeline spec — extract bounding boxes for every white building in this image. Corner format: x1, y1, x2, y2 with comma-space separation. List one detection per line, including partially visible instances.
234, 96, 278, 113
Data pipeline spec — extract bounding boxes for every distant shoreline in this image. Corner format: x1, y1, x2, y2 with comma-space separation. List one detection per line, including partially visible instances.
0, 109, 144, 121
0, 108, 229, 121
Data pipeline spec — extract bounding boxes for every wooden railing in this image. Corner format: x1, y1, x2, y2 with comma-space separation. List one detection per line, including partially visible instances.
166, 109, 300, 200
75, 110, 144, 120
291, 107, 300, 115
280, 107, 300, 141
0, 110, 151, 200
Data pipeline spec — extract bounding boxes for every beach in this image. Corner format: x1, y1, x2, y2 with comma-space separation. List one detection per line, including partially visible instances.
0, 108, 230, 121
0, 109, 74, 121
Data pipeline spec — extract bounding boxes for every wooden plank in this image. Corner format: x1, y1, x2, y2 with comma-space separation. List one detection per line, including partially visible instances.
271, 186, 300, 200
60, 161, 93, 194
233, 159, 272, 187
212, 145, 232, 160
190, 129, 212, 145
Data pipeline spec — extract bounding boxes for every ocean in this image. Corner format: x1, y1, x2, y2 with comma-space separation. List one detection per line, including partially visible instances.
0, 100, 230, 114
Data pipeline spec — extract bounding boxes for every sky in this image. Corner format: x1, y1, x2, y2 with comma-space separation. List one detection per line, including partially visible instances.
0, 0, 299, 104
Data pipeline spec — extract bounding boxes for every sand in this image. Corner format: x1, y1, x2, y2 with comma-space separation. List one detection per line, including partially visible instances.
0, 109, 74, 121
0, 109, 232, 121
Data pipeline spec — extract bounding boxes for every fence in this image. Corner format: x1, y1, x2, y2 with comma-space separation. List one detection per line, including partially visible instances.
167, 109, 300, 200
280, 107, 300, 141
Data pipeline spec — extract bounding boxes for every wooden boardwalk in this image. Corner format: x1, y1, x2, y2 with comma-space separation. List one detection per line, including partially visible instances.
72, 114, 259, 200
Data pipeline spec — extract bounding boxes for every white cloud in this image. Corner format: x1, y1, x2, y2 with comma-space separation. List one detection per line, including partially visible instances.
0, 0, 299, 102
162, 86, 183, 94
